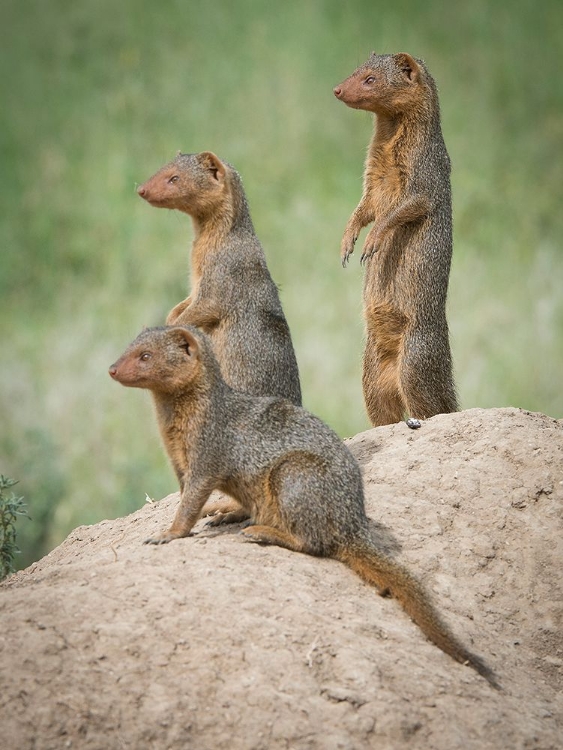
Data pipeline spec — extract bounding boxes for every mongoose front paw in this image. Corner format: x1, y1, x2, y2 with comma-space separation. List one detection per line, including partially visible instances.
206, 510, 251, 527
340, 234, 358, 268
205, 513, 229, 527
360, 228, 383, 264
143, 529, 186, 545
360, 247, 375, 265
360, 241, 379, 265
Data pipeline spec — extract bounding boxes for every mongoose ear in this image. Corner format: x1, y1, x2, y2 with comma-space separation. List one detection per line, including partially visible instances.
172, 327, 200, 358
198, 151, 226, 183
394, 53, 421, 83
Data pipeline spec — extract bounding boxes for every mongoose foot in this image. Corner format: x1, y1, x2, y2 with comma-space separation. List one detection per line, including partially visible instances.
206, 510, 251, 527
143, 528, 189, 545
360, 227, 383, 264
360, 241, 379, 265
406, 418, 422, 429
200, 495, 241, 518
240, 525, 306, 552
340, 234, 358, 267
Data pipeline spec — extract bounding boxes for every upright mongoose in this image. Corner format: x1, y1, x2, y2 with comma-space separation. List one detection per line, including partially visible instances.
334, 53, 459, 426
137, 151, 302, 406
109, 325, 497, 687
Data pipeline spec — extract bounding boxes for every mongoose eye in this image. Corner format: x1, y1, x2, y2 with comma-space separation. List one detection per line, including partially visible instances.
140, 352, 151, 361
168, 175, 179, 184
364, 76, 376, 85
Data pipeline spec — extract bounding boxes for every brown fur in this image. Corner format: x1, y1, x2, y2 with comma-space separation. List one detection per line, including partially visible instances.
137, 151, 302, 406
109, 325, 498, 688
334, 52, 458, 425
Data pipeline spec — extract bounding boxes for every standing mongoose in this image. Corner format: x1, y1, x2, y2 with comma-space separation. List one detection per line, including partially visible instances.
334, 53, 459, 426
137, 151, 302, 406
109, 324, 497, 687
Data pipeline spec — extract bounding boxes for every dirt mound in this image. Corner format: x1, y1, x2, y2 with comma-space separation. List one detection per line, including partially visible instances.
1, 407, 562, 749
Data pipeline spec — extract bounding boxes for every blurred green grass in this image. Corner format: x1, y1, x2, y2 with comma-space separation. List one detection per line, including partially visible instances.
1, 0, 562, 566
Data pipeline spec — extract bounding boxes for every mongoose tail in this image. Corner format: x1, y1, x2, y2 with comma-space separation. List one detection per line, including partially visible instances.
338, 540, 500, 689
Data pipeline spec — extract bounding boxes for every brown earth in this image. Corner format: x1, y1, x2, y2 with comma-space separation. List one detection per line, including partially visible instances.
1, 407, 562, 750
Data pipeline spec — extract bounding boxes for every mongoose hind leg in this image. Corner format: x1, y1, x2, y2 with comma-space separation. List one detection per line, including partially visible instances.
399, 331, 458, 419
240, 525, 308, 553
362, 337, 406, 426
362, 370, 405, 426
363, 304, 409, 426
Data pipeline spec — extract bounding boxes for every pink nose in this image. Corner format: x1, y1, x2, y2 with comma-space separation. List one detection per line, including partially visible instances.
333, 86, 342, 98
137, 185, 146, 197
109, 366, 118, 379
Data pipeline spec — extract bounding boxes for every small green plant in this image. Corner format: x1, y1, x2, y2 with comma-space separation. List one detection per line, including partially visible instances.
0, 475, 29, 580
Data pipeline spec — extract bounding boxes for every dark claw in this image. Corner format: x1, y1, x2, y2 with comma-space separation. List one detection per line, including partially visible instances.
341, 235, 358, 268
144, 536, 170, 545
341, 246, 354, 268
206, 513, 232, 527
240, 531, 268, 545
361, 245, 378, 265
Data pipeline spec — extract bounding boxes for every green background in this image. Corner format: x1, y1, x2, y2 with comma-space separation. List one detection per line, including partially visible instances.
1, 0, 562, 567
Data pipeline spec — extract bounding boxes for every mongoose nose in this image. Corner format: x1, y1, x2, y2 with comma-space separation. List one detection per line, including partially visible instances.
109, 366, 118, 379
333, 86, 342, 98
137, 185, 146, 197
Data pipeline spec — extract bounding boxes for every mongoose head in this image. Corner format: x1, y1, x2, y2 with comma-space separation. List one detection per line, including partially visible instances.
109, 326, 209, 395
137, 151, 231, 218
333, 53, 437, 117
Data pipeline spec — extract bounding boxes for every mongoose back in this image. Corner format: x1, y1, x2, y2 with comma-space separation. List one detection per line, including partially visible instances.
109, 325, 497, 688
334, 53, 458, 426
137, 151, 302, 406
